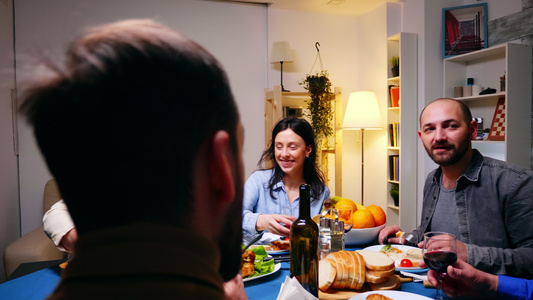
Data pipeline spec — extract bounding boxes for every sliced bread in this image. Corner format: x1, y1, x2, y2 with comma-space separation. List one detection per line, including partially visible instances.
350, 250, 366, 290
365, 273, 390, 284
366, 267, 395, 278
355, 250, 395, 271
319, 259, 337, 292
369, 275, 401, 291
325, 253, 340, 288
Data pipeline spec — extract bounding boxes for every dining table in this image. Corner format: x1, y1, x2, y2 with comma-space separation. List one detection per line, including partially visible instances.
0, 245, 437, 300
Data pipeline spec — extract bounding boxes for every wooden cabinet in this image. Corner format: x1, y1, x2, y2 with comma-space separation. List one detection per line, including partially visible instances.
386, 33, 418, 230
265, 85, 343, 196
443, 43, 532, 168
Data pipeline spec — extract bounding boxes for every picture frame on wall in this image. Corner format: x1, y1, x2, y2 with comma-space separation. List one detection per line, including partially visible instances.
443, 3, 488, 58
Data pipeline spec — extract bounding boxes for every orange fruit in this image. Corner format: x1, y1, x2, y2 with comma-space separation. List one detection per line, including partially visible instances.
366, 205, 387, 226
351, 209, 376, 228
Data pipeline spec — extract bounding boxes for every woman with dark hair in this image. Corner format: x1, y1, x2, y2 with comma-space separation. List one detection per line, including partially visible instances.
242, 117, 330, 239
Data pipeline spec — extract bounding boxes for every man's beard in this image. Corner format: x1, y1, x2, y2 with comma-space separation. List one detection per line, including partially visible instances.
217, 170, 244, 282
425, 135, 470, 167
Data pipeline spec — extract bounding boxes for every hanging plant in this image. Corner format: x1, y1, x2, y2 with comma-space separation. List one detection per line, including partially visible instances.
299, 70, 334, 148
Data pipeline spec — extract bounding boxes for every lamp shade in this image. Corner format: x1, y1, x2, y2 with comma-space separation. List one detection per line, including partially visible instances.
342, 91, 383, 130
270, 41, 294, 63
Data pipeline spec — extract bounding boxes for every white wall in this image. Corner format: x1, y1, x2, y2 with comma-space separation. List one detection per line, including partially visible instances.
0, 0, 20, 282
268, 9, 361, 200
15, 0, 267, 234
352, 4, 389, 208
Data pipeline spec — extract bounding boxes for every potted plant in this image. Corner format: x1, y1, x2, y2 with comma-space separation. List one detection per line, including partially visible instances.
389, 184, 399, 206
390, 56, 399, 77
299, 70, 335, 148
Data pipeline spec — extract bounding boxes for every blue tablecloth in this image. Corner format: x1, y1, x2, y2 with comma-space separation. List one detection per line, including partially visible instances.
0, 254, 437, 299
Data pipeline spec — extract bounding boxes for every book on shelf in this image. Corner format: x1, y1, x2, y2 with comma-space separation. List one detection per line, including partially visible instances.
389, 154, 399, 181
390, 85, 400, 107
389, 122, 400, 147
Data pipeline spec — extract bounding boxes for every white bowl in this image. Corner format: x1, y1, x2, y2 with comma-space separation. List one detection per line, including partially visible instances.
345, 224, 386, 246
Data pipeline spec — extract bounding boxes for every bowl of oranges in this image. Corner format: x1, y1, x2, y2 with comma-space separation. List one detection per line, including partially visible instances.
326, 197, 387, 246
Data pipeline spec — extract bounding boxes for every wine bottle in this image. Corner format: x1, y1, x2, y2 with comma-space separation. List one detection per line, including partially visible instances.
290, 184, 319, 297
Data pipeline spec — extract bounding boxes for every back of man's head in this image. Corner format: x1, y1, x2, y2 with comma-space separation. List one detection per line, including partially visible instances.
20, 19, 239, 234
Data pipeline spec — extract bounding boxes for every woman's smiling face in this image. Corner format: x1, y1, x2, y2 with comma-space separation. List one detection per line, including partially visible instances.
274, 128, 311, 177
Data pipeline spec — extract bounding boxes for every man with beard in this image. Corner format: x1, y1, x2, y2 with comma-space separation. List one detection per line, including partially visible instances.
19, 19, 246, 299
379, 98, 533, 278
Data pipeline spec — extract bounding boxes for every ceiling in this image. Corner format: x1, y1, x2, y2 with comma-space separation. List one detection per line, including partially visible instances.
230, 0, 401, 17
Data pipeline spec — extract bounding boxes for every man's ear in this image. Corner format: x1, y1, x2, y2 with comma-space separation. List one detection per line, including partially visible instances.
469, 120, 478, 140
207, 130, 235, 204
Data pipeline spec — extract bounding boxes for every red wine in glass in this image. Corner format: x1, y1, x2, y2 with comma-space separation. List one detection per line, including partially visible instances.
423, 232, 457, 300
424, 250, 457, 273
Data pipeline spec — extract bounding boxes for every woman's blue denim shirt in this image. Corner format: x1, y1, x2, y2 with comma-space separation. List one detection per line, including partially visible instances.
411, 150, 533, 278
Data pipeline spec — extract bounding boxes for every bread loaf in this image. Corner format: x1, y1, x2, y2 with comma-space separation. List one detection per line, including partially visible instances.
319, 250, 398, 292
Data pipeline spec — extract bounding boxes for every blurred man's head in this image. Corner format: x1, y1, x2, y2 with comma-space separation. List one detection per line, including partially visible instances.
20, 19, 243, 279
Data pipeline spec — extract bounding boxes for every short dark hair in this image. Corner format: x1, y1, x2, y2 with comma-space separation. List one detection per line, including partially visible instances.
419, 98, 473, 127
20, 19, 239, 234
259, 117, 326, 200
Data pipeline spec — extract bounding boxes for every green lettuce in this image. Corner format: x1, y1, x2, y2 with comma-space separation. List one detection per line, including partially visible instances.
247, 245, 275, 278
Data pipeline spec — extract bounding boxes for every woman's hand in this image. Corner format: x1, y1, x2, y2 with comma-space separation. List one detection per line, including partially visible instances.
256, 214, 297, 238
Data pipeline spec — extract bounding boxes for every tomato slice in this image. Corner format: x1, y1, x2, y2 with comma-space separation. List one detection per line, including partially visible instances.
400, 258, 413, 267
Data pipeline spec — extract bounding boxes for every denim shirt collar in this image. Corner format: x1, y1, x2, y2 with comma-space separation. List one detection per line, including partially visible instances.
431, 149, 484, 184
273, 178, 284, 191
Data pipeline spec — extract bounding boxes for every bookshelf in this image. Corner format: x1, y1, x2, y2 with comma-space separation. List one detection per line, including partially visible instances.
386, 32, 418, 231
443, 43, 532, 168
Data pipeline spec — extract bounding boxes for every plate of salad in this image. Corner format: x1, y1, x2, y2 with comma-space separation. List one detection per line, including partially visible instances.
242, 245, 281, 282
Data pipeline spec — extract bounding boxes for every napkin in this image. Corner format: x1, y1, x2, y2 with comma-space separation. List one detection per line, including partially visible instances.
276, 276, 319, 300
259, 232, 284, 244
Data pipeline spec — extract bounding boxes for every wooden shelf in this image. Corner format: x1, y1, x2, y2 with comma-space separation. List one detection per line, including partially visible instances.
443, 43, 532, 168
386, 32, 418, 230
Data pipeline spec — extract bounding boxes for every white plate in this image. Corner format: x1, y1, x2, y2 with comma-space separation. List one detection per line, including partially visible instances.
242, 262, 281, 282
348, 290, 432, 300
363, 245, 428, 273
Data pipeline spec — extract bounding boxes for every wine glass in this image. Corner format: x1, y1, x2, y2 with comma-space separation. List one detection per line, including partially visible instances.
423, 232, 457, 300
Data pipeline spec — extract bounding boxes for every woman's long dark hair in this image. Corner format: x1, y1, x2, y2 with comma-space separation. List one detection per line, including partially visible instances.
258, 117, 326, 200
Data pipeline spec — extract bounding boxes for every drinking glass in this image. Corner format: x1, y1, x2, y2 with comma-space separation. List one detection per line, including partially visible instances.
423, 232, 457, 300
335, 205, 353, 232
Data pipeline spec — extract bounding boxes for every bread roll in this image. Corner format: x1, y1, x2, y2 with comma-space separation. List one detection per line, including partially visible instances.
365, 293, 393, 300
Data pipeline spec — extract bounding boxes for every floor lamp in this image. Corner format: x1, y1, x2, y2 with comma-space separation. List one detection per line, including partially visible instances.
270, 41, 293, 92
342, 91, 383, 206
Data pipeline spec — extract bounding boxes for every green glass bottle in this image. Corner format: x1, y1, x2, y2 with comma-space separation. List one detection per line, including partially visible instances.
290, 184, 319, 296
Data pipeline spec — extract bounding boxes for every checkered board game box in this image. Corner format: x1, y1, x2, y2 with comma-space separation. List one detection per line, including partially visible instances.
488, 96, 505, 141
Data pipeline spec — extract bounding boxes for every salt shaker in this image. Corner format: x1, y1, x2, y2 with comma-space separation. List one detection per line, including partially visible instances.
319, 217, 332, 259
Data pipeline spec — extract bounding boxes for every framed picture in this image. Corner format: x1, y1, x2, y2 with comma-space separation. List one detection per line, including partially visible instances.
443, 3, 488, 58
